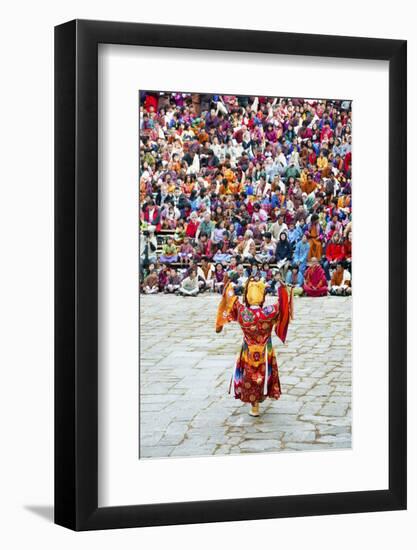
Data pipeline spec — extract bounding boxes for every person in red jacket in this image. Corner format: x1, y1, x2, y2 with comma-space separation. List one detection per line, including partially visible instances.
344, 150, 352, 177
307, 146, 317, 168
185, 212, 199, 240
320, 121, 334, 143
323, 232, 345, 279
195, 235, 214, 260
143, 200, 161, 232
143, 93, 158, 113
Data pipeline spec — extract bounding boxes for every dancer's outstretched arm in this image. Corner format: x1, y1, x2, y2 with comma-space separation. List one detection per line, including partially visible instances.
215, 274, 238, 333
275, 282, 294, 343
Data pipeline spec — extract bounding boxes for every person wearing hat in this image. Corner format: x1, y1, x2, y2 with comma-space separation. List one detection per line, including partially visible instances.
215, 275, 293, 417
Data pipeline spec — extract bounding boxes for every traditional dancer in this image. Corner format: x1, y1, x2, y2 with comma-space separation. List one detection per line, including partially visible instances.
215, 275, 293, 417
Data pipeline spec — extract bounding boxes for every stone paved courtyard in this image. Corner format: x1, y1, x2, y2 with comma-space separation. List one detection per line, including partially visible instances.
140, 294, 352, 459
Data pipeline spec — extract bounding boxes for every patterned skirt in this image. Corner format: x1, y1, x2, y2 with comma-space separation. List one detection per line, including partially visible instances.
232, 338, 281, 403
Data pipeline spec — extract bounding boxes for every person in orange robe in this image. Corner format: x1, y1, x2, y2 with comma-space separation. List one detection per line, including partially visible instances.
215, 275, 293, 417
228, 179, 243, 194
301, 174, 316, 195
307, 214, 323, 260
303, 258, 328, 297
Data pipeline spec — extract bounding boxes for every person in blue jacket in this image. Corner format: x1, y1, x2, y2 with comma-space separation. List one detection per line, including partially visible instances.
293, 233, 310, 274
286, 265, 304, 296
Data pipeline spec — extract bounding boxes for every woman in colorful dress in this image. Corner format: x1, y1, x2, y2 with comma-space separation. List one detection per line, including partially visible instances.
215, 275, 293, 417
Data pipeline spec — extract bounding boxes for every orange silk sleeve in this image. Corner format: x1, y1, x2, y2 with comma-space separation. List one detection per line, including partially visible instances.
215, 281, 238, 333
275, 284, 294, 343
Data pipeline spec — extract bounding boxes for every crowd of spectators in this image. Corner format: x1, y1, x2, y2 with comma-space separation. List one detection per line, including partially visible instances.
139, 91, 352, 298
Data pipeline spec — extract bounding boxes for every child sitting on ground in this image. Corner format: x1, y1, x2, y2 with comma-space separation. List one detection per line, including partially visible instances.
165, 268, 181, 294
143, 264, 159, 294
214, 263, 226, 294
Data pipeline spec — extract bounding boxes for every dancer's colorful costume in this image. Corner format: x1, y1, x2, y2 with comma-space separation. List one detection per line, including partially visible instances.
215, 276, 293, 415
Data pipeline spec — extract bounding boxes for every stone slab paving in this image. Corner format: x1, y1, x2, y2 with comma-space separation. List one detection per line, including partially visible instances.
140, 293, 352, 459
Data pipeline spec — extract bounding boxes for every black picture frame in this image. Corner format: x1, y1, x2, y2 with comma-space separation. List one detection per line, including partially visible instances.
55, 19, 407, 531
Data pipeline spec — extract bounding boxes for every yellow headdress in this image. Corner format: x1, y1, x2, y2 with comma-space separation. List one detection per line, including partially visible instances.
244, 277, 266, 307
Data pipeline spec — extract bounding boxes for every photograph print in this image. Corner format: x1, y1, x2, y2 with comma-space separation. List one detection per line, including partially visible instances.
139, 91, 352, 460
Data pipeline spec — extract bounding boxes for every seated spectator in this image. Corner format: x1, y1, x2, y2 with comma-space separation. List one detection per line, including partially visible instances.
323, 232, 345, 279
195, 234, 214, 260
173, 220, 186, 245
286, 265, 304, 297
275, 232, 292, 277
196, 212, 214, 241
301, 173, 316, 195
249, 219, 265, 244
213, 231, 233, 263
140, 228, 157, 274
178, 236, 194, 264
159, 237, 178, 264
325, 213, 343, 237
143, 268, 159, 294
227, 256, 238, 272
235, 229, 255, 260
233, 264, 247, 295
330, 262, 352, 296
185, 211, 199, 239
227, 222, 237, 244
161, 202, 180, 229
287, 222, 302, 246
306, 214, 323, 260
214, 263, 226, 293
270, 214, 288, 241
252, 202, 268, 224
247, 240, 257, 260
233, 235, 245, 258
165, 268, 181, 294
297, 217, 308, 234
293, 233, 310, 274
179, 269, 199, 296
143, 199, 161, 232
267, 270, 282, 295
317, 150, 329, 173
344, 231, 352, 271
158, 264, 169, 292
212, 220, 226, 245
303, 257, 328, 297
176, 188, 191, 218
256, 231, 276, 263
247, 261, 260, 279
197, 257, 215, 292
260, 262, 273, 284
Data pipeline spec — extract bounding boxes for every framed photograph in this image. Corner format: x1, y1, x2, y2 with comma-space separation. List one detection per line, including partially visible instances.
55, 19, 407, 530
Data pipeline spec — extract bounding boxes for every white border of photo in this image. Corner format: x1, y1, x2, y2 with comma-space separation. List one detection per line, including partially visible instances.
98, 44, 389, 507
